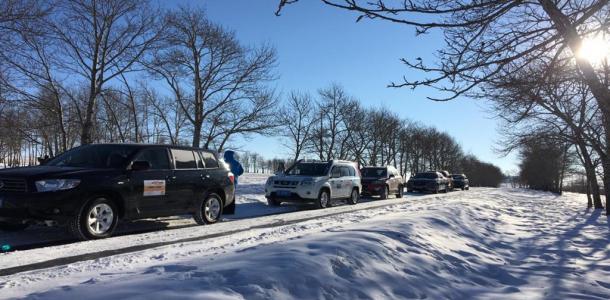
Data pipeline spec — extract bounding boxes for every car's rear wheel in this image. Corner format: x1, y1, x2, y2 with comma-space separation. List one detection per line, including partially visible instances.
194, 193, 223, 225
348, 188, 359, 205
267, 197, 281, 207
316, 189, 330, 209
396, 185, 404, 198
68, 197, 119, 240
380, 186, 389, 200
0, 221, 29, 232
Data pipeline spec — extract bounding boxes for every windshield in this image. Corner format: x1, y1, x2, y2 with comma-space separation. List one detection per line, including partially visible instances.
413, 172, 438, 179
286, 162, 329, 176
452, 174, 465, 179
361, 168, 387, 178
46, 145, 139, 169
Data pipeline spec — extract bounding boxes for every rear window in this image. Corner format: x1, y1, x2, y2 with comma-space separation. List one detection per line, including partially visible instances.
340, 166, 350, 177
414, 172, 438, 179
200, 151, 219, 168
172, 149, 197, 169
361, 168, 387, 177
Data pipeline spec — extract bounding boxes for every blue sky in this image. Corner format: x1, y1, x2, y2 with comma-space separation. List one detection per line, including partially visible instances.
164, 0, 518, 173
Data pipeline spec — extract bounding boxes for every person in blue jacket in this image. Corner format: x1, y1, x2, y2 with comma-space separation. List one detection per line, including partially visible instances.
223, 150, 244, 186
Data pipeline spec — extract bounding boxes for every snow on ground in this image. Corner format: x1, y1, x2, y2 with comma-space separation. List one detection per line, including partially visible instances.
2, 174, 610, 299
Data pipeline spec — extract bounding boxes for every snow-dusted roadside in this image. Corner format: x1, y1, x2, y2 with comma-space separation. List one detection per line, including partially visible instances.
1, 175, 610, 299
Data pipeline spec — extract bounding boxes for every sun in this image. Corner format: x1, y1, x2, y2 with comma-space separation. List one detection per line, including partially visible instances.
577, 34, 610, 65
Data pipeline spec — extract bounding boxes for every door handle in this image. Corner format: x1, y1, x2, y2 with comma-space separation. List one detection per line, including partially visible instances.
201, 174, 210, 179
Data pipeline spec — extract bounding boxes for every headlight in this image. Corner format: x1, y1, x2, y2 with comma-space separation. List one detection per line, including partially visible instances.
35, 179, 81, 192
301, 179, 314, 186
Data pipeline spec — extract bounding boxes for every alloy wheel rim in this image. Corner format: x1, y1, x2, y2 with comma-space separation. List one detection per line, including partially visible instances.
87, 203, 114, 235
321, 192, 328, 207
205, 197, 221, 221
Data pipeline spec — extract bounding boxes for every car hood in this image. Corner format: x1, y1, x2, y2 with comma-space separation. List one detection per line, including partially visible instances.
272, 175, 324, 181
0, 166, 118, 179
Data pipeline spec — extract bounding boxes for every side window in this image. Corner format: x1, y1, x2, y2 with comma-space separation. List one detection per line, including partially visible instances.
133, 148, 170, 170
200, 151, 219, 168
171, 149, 197, 169
331, 166, 341, 178
348, 166, 355, 177
340, 166, 350, 177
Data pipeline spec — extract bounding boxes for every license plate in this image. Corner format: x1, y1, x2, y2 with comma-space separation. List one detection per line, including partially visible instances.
276, 190, 291, 197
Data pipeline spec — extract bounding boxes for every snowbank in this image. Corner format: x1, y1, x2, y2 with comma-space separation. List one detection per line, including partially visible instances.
1, 175, 610, 299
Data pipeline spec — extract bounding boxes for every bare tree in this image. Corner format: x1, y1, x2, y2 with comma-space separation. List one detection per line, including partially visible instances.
279, 91, 317, 163
147, 7, 277, 149
50, 0, 162, 144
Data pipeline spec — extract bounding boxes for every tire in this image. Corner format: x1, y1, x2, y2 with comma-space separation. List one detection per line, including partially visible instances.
380, 186, 389, 200
194, 193, 223, 225
466, 186, 470, 190
267, 197, 281, 207
0, 221, 29, 232
348, 188, 359, 205
68, 197, 119, 240
461, 187, 465, 191
316, 189, 330, 209
396, 185, 404, 198
225, 197, 236, 214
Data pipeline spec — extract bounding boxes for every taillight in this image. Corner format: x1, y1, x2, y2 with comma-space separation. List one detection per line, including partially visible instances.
228, 172, 235, 184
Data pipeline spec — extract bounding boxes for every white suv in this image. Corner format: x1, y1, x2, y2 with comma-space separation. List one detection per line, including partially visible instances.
265, 160, 362, 209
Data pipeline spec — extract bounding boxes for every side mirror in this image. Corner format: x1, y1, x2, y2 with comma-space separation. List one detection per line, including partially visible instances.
131, 161, 151, 171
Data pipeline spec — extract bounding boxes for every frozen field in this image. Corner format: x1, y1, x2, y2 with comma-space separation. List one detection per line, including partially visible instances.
1, 174, 610, 299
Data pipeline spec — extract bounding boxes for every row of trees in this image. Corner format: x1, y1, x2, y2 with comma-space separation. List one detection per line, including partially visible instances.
0, 1, 277, 166
278, 84, 503, 187
277, 0, 610, 212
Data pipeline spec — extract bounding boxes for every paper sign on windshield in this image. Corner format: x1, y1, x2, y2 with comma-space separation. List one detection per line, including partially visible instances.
143, 180, 166, 196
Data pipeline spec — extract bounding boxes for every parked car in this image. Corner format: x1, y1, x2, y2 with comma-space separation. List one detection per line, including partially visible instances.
0, 144, 235, 240
265, 160, 361, 209
451, 174, 470, 190
360, 166, 404, 199
440, 170, 454, 191
406, 171, 450, 193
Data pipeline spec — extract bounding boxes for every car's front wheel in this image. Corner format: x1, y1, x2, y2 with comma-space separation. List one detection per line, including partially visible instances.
348, 188, 359, 205
0, 221, 29, 232
68, 197, 119, 240
316, 189, 330, 209
194, 193, 224, 225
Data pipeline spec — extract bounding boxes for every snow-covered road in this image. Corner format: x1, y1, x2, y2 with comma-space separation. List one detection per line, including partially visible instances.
1, 174, 610, 299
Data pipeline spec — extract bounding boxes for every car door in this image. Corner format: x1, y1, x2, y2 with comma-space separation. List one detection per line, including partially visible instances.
129, 147, 172, 217
328, 166, 344, 199
198, 150, 223, 197
340, 166, 352, 197
167, 149, 202, 212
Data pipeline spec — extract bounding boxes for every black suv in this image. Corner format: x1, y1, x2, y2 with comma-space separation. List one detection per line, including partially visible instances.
0, 144, 235, 240
451, 174, 470, 190
406, 171, 450, 193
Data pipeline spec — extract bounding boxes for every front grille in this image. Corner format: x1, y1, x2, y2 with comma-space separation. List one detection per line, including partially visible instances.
0, 178, 28, 193
274, 180, 299, 186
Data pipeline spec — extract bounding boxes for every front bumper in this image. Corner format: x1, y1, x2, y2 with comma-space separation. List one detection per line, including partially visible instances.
407, 183, 438, 192
0, 189, 83, 224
